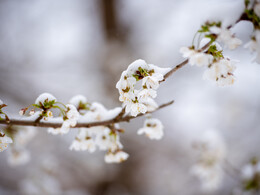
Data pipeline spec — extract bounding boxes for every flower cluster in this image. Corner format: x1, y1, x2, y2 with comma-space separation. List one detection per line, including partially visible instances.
0, 131, 12, 152
191, 130, 226, 192
69, 97, 128, 163
116, 59, 170, 116
137, 117, 164, 140
203, 58, 236, 86
19, 93, 81, 135
180, 21, 240, 86
19, 93, 58, 121
209, 26, 242, 50
6, 126, 37, 166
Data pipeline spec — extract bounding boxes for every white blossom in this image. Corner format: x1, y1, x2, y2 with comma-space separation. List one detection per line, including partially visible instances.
105, 151, 129, 163
14, 126, 36, 146
143, 98, 158, 112
43, 111, 53, 121
126, 102, 147, 117
245, 30, 260, 64
5, 126, 36, 166
142, 73, 164, 90
180, 47, 196, 58
116, 59, 170, 116
137, 118, 164, 140
35, 92, 57, 105
95, 128, 122, 152
48, 104, 79, 135
191, 129, 226, 193
203, 58, 236, 86
19, 110, 24, 116
0, 131, 13, 152
137, 89, 157, 101
0, 99, 3, 105
191, 164, 223, 192
210, 26, 242, 50
70, 137, 96, 152
180, 47, 213, 67
69, 94, 87, 108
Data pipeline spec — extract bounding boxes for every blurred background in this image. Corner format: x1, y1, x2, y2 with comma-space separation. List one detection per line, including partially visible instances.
0, 0, 260, 194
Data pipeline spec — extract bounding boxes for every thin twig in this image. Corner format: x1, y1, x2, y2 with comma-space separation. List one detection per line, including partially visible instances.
162, 41, 212, 82
0, 101, 174, 129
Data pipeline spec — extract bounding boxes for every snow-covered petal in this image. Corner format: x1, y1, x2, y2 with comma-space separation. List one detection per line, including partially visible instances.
35, 93, 56, 105
69, 95, 87, 108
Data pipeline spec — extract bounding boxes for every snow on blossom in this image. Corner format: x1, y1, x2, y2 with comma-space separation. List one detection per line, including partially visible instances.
35, 92, 57, 105
79, 102, 122, 123
191, 129, 226, 192
104, 150, 129, 163
137, 118, 164, 140
0, 131, 12, 152
180, 47, 214, 67
65, 104, 79, 124
143, 98, 158, 112
210, 26, 242, 50
48, 104, 79, 135
203, 58, 236, 86
116, 59, 170, 117
69, 95, 87, 108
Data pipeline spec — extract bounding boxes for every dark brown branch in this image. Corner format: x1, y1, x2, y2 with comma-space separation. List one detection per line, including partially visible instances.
0, 101, 174, 129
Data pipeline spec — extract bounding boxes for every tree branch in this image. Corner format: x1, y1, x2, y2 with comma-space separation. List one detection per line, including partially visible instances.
0, 12, 247, 130
0, 101, 174, 129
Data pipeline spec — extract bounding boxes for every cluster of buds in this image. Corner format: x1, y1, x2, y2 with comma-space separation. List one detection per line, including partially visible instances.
19, 93, 58, 121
